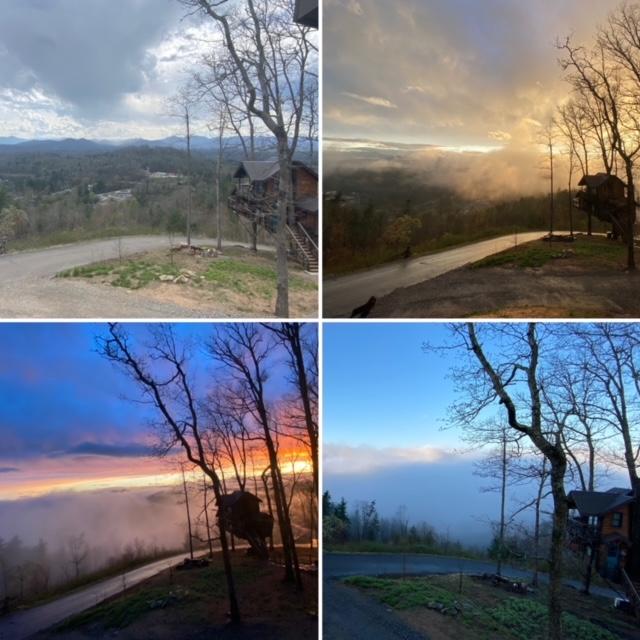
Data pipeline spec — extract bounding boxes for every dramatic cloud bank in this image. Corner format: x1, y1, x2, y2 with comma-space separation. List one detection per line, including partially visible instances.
324, 0, 621, 148
0, 0, 210, 138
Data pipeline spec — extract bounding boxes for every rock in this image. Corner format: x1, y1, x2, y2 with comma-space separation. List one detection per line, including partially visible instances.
158, 274, 174, 282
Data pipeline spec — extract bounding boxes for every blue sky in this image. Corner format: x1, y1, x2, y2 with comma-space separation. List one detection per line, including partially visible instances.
324, 322, 456, 449
323, 322, 629, 544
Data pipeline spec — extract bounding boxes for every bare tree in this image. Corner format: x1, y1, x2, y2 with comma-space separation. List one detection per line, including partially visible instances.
67, 533, 88, 581
445, 324, 569, 640
168, 89, 196, 246
181, 0, 317, 317
559, 4, 640, 269
98, 323, 241, 622
208, 324, 303, 588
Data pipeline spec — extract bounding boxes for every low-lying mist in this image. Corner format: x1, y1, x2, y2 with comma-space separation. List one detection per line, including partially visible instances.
324, 143, 571, 202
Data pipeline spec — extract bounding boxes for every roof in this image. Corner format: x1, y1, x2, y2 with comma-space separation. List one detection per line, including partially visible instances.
233, 159, 318, 183
219, 491, 261, 508
294, 0, 318, 28
233, 160, 280, 182
568, 489, 634, 517
296, 196, 318, 213
578, 173, 626, 189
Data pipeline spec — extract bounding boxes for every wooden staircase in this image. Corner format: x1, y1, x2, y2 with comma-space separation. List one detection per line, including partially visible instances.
287, 223, 318, 273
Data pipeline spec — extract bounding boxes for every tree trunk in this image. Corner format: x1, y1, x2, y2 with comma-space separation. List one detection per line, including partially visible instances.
625, 161, 636, 271
275, 139, 290, 317
211, 480, 241, 623
186, 110, 192, 247
547, 460, 568, 640
216, 138, 223, 252
203, 477, 214, 557
497, 431, 507, 577
182, 466, 194, 560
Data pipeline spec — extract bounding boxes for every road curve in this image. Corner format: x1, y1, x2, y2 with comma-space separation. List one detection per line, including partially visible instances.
0, 552, 201, 640
323, 231, 548, 317
0, 235, 274, 318
324, 552, 620, 599
0, 235, 273, 282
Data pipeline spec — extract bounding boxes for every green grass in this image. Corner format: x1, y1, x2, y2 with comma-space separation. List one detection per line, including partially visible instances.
344, 576, 463, 611
55, 559, 273, 633
59, 256, 317, 295
343, 575, 619, 640
54, 586, 181, 632
59, 260, 181, 290
472, 237, 628, 270
204, 259, 316, 295
487, 598, 617, 640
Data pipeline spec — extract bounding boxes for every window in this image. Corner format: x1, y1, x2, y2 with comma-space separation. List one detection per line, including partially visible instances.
611, 512, 623, 528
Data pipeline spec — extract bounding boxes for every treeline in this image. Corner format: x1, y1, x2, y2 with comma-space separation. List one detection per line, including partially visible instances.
0, 533, 174, 612
0, 154, 259, 248
324, 168, 608, 275
0, 147, 213, 195
322, 492, 477, 557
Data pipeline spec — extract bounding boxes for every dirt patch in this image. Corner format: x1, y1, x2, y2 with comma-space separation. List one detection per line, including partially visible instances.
374, 238, 640, 318
58, 246, 318, 318
38, 550, 317, 640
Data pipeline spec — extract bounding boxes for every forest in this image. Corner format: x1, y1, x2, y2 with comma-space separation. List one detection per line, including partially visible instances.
0, 146, 252, 248
324, 167, 608, 276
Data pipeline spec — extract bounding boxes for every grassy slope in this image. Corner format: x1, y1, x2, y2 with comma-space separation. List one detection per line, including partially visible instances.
344, 575, 636, 640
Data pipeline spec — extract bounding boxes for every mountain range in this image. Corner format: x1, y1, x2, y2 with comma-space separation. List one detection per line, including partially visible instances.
0, 135, 314, 157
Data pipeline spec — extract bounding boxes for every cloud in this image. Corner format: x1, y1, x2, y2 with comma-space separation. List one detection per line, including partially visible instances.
0, 1, 210, 138
56, 442, 154, 459
342, 92, 398, 109
324, 0, 623, 148
0, 467, 20, 474
324, 442, 452, 475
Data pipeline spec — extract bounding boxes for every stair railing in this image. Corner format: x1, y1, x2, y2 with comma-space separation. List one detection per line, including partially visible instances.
286, 225, 310, 271
296, 222, 318, 254
621, 568, 640, 618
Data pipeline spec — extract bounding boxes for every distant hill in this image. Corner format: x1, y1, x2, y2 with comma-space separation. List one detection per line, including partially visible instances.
0, 137, 26, 145
0, 135, 315, 158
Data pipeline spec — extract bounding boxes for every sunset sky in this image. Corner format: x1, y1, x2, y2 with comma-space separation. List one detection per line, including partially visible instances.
324, 0, 622, 150
0, 323, 306, 502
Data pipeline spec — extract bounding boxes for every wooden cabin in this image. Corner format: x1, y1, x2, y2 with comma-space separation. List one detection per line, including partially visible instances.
575, 173, 631, 239
218, 490, 273, 559
228, 160, 318, 272
567, 487, 634, 582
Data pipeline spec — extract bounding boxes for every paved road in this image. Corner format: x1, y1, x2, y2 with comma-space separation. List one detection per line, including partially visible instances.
325, 552, 622, 598
0, 235, 273, 318
323, 231, 548, 317
0, 552, 201, 640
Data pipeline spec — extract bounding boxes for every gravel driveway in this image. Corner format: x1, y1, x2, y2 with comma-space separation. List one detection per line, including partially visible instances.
0, 235, 273, 318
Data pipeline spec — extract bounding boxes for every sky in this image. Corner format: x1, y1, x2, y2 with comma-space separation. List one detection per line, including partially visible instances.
324, 0, 623, 149
0, 322, 304, 502
0, 322, 313, 562
0, 0, 215, 140
323, 323, 628, 546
